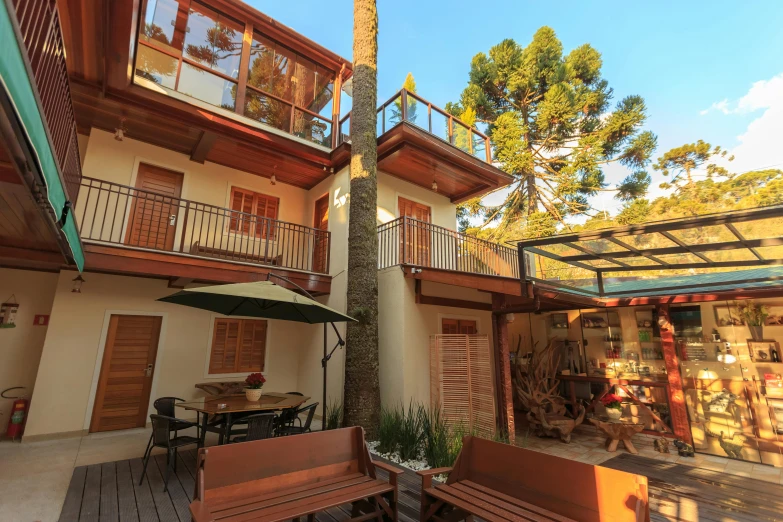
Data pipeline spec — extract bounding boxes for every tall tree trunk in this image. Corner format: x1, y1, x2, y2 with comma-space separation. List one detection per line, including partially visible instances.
343, 0, 381, 436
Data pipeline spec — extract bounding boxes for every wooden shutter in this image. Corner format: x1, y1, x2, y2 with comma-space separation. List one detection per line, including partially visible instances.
209, 318, 267, 374
256, 195, 279, 239
442, 318, 459, 334
441, 318, 477, 335
430, 334, 495, 435
209, 319, 241, 373
238, 320, 267, 372
230, 188, 254, 234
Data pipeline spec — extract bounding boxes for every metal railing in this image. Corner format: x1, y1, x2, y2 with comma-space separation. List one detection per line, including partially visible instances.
77, 177, 330, 274
378, 217, 518, 278
338, 89, 492, 163
11, 0, 82, 202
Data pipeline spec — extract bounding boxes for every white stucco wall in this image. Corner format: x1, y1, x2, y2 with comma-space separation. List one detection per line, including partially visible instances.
0, 269, 58, 428
24, 271, 308, 439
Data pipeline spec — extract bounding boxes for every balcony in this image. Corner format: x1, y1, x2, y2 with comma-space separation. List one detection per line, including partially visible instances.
378, 217, 519, 279
76, 178, 331, 292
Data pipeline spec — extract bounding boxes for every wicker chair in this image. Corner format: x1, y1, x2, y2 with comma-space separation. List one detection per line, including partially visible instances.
139, 415, 199, 491
142, 397, 199, 461
231, 413, 277, 443
277, 403, 318, 436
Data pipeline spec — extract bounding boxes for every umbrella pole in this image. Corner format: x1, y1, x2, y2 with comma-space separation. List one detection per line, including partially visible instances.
323, 323, 327, 430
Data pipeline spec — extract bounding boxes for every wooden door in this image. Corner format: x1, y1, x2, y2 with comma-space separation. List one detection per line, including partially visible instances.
399, 197, 431, 265
312, 194, 329, 273
125, 163, 184, 251
442, 318, 478, 334
90, 315, 162, 433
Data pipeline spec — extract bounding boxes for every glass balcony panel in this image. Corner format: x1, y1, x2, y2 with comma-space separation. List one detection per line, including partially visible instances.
178, 63, 237, 110
140, 0, 188, 54
292, 110, 332, 147
293, 56, 317, 108
135, 45, 178, 88
452, 121, 472, 153
405, 94, 420, 127
247, 33, 275, 92
472, 131, 487, 160
271, 45, 296, 102
244, 90, 292, 131
184, 3, 243, 78
340, 115, 351, 143
381, 94, 402, 134
314, 65, 334, 119
429, 109, 449, 143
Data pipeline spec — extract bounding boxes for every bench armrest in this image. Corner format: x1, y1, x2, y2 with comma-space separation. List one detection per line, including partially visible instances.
416, 467, 453, 489
374, 460, 405, 476
189, 501, 215, 522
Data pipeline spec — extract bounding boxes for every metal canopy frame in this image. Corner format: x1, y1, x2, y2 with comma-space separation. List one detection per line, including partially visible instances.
513, 204, 783, 298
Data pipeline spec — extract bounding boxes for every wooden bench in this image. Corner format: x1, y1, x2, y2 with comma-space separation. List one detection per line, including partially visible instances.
417, 436, 649, 522
190, 427, 403, 522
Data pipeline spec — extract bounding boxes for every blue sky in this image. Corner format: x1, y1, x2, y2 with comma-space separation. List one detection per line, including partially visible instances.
249, 0, 783, 215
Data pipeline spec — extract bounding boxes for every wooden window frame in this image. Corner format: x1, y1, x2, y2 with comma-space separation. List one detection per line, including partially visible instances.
228, 186, 279, 239
441, 318, 478, 335
207, 317, 269, 375
134, 0, 337, 138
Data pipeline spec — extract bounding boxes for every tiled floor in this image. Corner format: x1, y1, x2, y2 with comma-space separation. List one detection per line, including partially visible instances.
516, 422, 783, 485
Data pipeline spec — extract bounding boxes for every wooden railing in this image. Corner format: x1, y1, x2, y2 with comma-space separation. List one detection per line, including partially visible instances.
11, 0, 82, 202
378, 217, 518, 278
77, 178, 330, 274
338, 89, 492, 163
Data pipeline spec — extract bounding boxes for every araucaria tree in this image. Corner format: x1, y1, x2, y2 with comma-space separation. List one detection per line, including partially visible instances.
653, 140, 733, 193
343, 0, 381, 435
452, 27, 657, 237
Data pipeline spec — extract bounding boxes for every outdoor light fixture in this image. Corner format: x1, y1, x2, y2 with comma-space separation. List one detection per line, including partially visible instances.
431, 180, 438, 192
71, 274, 85, 293
270, 174, 277, 185
114, 118, 126, 141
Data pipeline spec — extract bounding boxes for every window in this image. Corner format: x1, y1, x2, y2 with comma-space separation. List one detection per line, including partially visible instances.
228, 187, 279, 238
134, 0, 336, 146
209, 318, 267, 374
442, 318, 478, 334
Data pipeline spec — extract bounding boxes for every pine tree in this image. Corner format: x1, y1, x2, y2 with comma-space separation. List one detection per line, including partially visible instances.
452, 27, 656, 237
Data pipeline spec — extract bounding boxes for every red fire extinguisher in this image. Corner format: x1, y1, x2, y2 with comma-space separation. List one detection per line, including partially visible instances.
3, 387, 29, 441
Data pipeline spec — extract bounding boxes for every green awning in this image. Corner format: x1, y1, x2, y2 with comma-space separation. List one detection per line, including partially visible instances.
0, 2, 84, 270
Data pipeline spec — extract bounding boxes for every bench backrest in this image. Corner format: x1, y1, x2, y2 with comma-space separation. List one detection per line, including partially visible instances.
451, 436, 649, 522
195, 427, 370, 504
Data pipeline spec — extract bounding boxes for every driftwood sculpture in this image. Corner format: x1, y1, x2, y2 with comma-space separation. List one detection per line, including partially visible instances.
514, 338, 585, 443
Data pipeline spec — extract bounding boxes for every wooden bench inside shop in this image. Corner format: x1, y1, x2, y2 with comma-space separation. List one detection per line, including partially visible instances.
190, 427, 403, 522
417, 436, 650, 522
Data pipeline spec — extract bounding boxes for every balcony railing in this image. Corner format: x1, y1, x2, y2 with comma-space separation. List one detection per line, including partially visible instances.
338, 89, 492, 163
11, 0, 82, 202
77, 178, 330, 275
378, 217, 518, 278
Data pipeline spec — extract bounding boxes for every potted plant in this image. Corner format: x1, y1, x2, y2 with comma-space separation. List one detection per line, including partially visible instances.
244, 372, 266, 401
736, 301, 769, 341
601, 393, 624, 421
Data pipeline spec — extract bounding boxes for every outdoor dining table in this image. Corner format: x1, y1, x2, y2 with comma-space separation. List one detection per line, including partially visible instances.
177, 392, 310, 447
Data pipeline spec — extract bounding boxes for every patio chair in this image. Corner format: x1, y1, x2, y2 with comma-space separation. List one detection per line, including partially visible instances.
277, 402, 318, 436
139, 415, 199, 491
274, 392, 305, 434
230, 413, 277, 443
142, 397, 199, 461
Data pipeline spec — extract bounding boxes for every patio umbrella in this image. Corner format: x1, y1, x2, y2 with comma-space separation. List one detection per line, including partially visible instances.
158, 278, 355, 426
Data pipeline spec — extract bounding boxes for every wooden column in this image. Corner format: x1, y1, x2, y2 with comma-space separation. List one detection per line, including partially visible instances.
492, 292, 515, 441
656, 304, 693, 444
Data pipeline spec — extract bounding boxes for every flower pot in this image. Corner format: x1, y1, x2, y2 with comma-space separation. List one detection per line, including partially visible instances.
245, 388, 263, 402
749, 325, 763, 341
606, 408, 622, 421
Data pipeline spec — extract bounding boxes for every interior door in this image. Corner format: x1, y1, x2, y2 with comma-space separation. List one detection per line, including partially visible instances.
90, 315, 162, 433
125, 163, 184, 251
399, 197, 431, 265
312, 194, 329, 273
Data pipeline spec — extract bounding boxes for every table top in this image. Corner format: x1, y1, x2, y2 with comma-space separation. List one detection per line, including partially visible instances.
177, 392, 310, 414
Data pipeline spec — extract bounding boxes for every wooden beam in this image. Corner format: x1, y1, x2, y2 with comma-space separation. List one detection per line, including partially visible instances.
168, 277, 194, 288
403, 266, 522, 296
190, 131, 217, 164
656, 305, 692, 445
414, 281, 492, 311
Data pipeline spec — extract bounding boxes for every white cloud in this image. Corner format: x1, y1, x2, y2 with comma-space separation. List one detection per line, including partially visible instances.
700, 98, 730, 115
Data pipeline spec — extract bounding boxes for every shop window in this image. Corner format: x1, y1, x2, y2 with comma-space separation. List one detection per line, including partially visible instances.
209, 318, 267, 374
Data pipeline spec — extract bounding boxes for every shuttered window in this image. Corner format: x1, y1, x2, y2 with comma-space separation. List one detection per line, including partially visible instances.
229, 187, 279, 239
209, 318, 267, 374
441, 318, 478, 334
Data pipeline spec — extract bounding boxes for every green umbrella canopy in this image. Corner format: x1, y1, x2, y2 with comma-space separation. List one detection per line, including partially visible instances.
158, 281, 356, 324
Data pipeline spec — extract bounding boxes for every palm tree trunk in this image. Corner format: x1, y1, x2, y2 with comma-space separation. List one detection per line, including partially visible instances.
343, 0, 381, 436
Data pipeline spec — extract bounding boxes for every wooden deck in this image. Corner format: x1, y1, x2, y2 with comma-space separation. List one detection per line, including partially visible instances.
58, 449, 783, 522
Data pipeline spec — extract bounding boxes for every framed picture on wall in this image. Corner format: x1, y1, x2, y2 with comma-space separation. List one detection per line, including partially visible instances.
713, 304, 745, 326
748, 340, 781, 362
550, 313, 568, 329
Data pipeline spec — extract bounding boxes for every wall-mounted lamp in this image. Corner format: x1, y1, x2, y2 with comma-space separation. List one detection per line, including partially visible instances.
270, 174, 277, 186
72, 275, 86, 293
431, 180, 438, 192
114, 118, 126, 142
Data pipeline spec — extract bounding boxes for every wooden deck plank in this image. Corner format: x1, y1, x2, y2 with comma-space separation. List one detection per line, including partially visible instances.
153, 454, 191, 521
80, 464, 102, 522
115, 460, 140, 522
142, 455, 178, 521
58, 466, 87, 522
129, 457, 161, 522
99, 462, 119, 522
173, 452, 196, 500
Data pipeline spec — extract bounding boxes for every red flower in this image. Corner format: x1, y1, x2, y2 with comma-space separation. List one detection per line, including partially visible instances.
601, 393, 623, 409
245, 372, 266, 389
